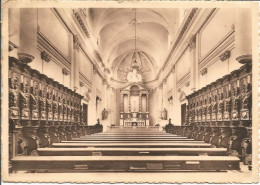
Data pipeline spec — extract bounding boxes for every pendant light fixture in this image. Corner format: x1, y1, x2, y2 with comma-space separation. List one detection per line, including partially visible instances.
132, 8, 139, 69
127, 8, 142, 83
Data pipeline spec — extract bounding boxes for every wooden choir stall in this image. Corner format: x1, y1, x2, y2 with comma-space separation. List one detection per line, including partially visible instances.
9, 56, 103, 159
165, 63, 252, 167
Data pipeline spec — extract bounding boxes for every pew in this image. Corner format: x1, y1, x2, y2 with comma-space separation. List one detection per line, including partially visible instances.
11, 156, 240, 172
78, 135, 185, 138
72, 138, 196, 141
38, 147, 228, 156
61, 140, 206, 143
52, 142, 212, 148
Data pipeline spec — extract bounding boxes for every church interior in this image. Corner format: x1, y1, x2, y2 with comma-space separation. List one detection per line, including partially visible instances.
7, 7, 253, 175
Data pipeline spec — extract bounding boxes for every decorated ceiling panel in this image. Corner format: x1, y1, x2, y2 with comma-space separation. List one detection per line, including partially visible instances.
87, 8, 180, 82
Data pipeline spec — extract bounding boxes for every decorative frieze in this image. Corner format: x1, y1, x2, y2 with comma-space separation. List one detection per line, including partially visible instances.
73, 9, 90, 38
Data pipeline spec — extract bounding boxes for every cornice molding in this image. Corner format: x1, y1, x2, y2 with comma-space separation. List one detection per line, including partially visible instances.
162, 8, 198, 71
37, 31, 71, 69
73, 9, 90, 38
79, 72, 92, 89
176, 72, 190, 88
199, 30, 235, 70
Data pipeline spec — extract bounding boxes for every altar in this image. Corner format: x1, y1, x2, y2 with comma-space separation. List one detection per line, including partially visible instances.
119, 83, 149, 127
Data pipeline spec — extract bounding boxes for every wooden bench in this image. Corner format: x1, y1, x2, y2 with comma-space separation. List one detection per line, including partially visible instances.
38, 147, 228, 156
94, 134, 178, 136
11, 155, 240, 172
79, 136, 186, 139
61, 140, 205, 143
52, 142, 212, 148
72, 138, 195, 141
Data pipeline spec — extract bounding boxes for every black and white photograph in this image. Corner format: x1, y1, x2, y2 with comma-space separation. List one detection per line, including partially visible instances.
1, 1, 259, 183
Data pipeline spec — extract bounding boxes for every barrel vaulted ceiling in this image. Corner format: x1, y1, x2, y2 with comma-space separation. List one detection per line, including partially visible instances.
88, 8, 180, 82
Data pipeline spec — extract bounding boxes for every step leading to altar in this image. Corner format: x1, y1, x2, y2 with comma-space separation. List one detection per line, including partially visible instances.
107, 126, 160, 132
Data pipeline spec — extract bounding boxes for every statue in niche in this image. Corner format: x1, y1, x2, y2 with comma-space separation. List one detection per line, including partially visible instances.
233, 90, 240, 112
59, 103, 63, 115
225, 98, 231, 113
10, 75, 19, 90
19, 92, 27, 109
47, 99, 52, 112
53, 101, 58, 114
30, 95, 37, 111
21, 79, 30, 93
241, 78, 251, 110
9, 91, 18, 107
102, 108, 108, 120
39, 97, 46, 112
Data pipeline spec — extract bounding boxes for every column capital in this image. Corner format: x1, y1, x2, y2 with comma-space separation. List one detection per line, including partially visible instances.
163, 78, 167, 85
40, 51, 51, 63
171, 65, 175, 74
200, 68, 207, 76
62, 68, 70, 76
93, 66, 98, 74
188, 34, 196, 49
219, 50, 231, 62
73, 35, 81, 51
79, 81, 84, 87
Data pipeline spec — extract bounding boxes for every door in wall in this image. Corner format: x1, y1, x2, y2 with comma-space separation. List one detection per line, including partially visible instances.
181, 103, 186, 125
83, 103, 88, 125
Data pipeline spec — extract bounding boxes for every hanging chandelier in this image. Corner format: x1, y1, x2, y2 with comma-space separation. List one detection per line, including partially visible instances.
127, 8, 143, 83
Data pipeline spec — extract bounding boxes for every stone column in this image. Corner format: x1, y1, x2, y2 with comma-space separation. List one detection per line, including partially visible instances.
172, 66, 177, 124
128, 92, 131, 112
71, 35, 80, 92
158, 83, 163, 113
90, 67, 97, 124
18, 9, 38, 63
111, 88, 116, 125
188, 34, 198, 92
146, 93, 149, 112
139, 94, 142, 112
120, 93, 124, 112
102, 80, 108, 110
235, 8, 252, 64
9, 9, 20, 59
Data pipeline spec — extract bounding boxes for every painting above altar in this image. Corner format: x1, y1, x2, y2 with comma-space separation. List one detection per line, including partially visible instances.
119, 83, 149, 127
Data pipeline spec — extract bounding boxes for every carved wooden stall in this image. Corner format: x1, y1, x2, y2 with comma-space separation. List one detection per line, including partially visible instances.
165, 63, 252, 165
9, 57, 103, 158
